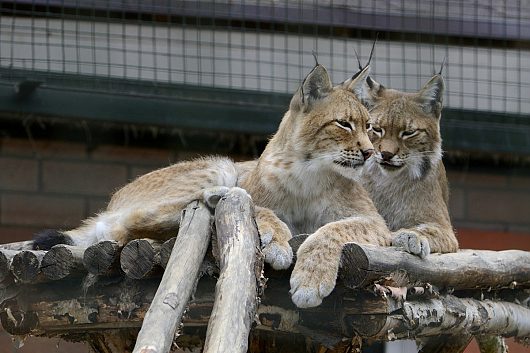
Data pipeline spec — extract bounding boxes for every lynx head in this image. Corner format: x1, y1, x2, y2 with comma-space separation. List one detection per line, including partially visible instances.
344, 72, 444, 180
282, 64, 374, 181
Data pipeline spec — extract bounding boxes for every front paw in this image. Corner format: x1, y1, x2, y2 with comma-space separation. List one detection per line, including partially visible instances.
392, 231, 430, 259
259, 227, 293, 270
289, 254, 337, 308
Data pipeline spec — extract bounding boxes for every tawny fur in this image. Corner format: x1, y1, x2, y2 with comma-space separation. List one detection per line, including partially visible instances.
347, 73, 459, 256
49, 64, 392, 308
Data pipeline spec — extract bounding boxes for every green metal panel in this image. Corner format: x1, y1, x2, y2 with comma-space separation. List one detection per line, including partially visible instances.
0, 72, 529, 155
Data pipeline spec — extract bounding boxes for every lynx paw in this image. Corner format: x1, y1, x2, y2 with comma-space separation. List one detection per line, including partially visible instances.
392, 231, 431, 259
202, 186, 231, 208
259, 225, 293, 270
289, 264, 336, 308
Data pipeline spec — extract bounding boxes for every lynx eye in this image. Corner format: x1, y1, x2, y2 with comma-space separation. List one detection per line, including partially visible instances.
334, 120, 353, 131
371, 126, 383, 136
401, 129, 418, 138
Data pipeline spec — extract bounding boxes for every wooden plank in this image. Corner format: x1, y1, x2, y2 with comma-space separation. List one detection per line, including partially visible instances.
203, 187, 264, 353
132, 201, 212, 353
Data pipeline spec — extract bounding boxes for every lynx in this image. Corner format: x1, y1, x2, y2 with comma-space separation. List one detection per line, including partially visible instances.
346, 72, 459, 256
34, 64, 392, 308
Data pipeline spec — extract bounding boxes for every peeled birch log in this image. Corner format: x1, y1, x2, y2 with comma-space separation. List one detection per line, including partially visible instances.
11, 250, 46, 283
84, 240, 122, 275
203, 187, 264, 353
0, 241, 34, 251
41, 245, 86, 280
121, 239, 162, 279
341, 243, 530, 290
355, 294, 530, 340
132, 201, 212, 353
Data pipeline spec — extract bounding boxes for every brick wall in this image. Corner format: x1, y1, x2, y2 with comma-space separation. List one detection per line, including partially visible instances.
1, 136, 529, 247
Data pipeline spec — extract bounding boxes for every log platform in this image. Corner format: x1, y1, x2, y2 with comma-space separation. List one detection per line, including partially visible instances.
0, 198, 529, 353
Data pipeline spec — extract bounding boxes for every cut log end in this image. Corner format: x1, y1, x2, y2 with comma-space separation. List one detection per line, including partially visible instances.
84, 240, 121, 275
340, 243, 371, 288
41, 245, 84, 280
120, 239, 161, 279
11, 250, 45, 282
160, 238, 176, 269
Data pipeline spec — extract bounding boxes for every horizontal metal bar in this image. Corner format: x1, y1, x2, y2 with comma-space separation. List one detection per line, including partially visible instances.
0, 77, 529, 155
4, 0, 529, 42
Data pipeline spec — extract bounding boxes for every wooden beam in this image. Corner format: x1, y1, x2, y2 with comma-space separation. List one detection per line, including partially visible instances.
203, 187, 264, 353
340, 243, 530, 290
132, 201, 212, 353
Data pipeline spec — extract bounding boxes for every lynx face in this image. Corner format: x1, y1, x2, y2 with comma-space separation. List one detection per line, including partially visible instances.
296, 89, 374, 180
347, 74, 445, 180
279, 65, 375, 183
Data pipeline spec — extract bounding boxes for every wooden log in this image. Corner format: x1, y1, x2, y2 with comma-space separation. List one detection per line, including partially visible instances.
159, 237, 176, 269
120, 239, 163, 279
84, 240, 122, 275
0, 250, 18, 282
203, 187, 264, 353
340, 243, 530, 290
354, 294, 530, 341
10, 250, 46, 283
41, 245, 86, 280
0, 240, 34, 251
476, 335, 508, 353
132, 200, 212, 353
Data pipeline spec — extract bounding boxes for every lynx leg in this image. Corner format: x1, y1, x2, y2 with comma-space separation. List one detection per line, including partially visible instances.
255, 206, 293, 270
290, 216, 390, 308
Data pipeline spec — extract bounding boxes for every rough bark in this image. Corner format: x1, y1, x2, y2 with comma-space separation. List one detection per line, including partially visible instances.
203, 187, 264, 353
84, 241, 122, 276
41, 245, 86, 280
340, 242, 530, 290
132, 201, 212, 353
120, 239, 163, 279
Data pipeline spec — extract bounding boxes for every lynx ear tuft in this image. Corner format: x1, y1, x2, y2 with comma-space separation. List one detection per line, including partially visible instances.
416, 74, 444, 118
341, 65, 384, 109
290, 64, 333, 112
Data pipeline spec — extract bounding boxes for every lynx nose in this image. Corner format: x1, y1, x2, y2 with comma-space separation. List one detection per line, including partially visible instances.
362, 149, 374, 161
381, 151, 395, 161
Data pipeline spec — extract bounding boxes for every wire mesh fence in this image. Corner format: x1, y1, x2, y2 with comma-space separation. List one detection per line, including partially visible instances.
0, 0, 529, 115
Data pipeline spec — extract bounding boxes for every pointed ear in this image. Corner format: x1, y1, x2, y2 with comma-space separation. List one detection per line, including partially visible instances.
340, 65, 383, 109
416, 74, 444, 118
290, 64, 333, 112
